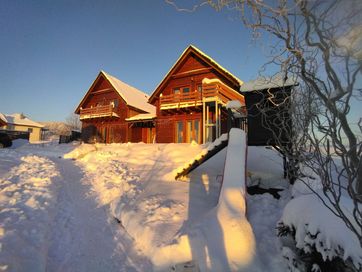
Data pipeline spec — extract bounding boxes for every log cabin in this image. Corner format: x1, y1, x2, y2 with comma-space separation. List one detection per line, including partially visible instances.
75, 71, 156, 143
148, 45, 246, 144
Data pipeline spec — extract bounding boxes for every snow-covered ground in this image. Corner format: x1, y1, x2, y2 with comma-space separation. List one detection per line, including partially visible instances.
0, 138, 297, 271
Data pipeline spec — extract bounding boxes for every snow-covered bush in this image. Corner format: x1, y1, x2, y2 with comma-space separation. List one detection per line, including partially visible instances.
278, 194, 362, 272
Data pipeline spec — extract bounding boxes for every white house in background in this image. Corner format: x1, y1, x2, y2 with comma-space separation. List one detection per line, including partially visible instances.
0, 113, 6, 127
0, 113, 44, 142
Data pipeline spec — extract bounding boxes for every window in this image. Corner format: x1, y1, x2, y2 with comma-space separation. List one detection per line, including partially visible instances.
176, 121, 183, 143
174, 87, 190, 94
111, 99, 119, 108
28, 128, 33, 133
194, 120, 200, 143
182, 87, 190, 93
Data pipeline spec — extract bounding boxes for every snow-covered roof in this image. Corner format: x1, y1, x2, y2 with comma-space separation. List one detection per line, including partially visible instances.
149, 45, 243, 103
191, 45, 243, 85
101, 71, 155, 114
76, 71, 155, 114
240, 74, 297, 92
0, 113, 7, 125
125, 113, 156, 122
2, 113, 44, 128
226, 100, 243, 110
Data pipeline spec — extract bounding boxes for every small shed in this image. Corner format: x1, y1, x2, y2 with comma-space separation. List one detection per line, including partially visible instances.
240, 75, 297, 146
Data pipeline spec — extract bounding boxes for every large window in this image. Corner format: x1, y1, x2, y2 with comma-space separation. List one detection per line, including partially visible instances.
176, 121, 183, 143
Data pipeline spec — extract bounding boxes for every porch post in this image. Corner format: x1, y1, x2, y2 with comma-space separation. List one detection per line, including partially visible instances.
218, 103, 221, 138
202, 100, 206, 144
215, 100, 218, 139
206, 104, 209, 142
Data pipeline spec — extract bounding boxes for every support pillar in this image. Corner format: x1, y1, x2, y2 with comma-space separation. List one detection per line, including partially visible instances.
202, 100, 206, 143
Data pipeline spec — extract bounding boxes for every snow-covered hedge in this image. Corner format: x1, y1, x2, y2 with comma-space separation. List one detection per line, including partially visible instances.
278, 193, 362, 271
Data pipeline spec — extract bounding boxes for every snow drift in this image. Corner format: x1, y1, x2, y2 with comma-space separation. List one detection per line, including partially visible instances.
135, 129, 257, 271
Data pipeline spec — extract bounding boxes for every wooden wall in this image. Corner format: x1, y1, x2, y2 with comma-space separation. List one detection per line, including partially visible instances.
153, 52, 239, 143
80, 75, 145, 144
244, 87, 292, 146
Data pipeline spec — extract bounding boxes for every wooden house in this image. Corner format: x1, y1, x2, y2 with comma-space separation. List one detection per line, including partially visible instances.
75, 71, 156, 143
148, 45, 246, 144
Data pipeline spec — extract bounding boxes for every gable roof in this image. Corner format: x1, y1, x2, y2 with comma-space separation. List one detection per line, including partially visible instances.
75, 71, 155, 114
1, 113, 44, 128
148, 45, 243, 103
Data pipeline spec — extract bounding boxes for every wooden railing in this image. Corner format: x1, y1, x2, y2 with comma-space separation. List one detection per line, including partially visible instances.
159, 80, 243, 110
202, 84, 230, 104
80, 105, 117, 119
160, 92, 202, 106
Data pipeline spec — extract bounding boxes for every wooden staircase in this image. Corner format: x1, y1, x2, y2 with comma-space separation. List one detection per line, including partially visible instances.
175, 136, 229, 180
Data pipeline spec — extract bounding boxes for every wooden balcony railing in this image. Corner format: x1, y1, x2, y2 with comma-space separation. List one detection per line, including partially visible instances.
160, 92, 202, 109
159, 79, 244, 110
79, 105, 119, 120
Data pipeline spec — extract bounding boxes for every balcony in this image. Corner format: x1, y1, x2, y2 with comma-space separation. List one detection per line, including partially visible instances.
79, 105, 119, 120
159, 79, 243, 110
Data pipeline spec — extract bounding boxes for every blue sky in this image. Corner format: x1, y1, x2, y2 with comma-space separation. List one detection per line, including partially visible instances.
0, 0, 271, 122
1, 0, 359, 128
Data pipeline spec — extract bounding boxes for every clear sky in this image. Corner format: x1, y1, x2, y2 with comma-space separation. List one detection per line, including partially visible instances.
0, 0, 272, 122
1, 0, 360, 128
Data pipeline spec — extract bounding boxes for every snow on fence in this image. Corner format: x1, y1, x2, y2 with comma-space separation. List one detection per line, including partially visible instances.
154, 128, 258, 271
212, 128, 257, 270
174, 133, 228, 180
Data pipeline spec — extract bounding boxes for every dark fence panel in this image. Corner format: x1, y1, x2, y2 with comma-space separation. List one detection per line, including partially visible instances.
0, 130, 30, 140
59, 130, 81, 144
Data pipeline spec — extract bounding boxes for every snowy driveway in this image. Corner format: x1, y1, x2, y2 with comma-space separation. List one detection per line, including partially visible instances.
0, 141, 290, 272
0, 142, 152, 272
